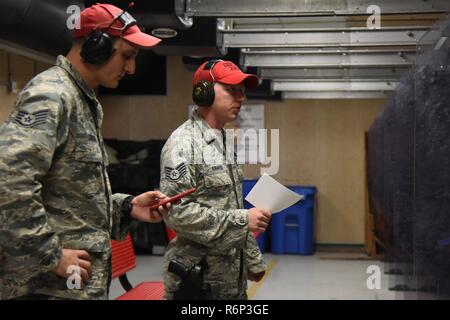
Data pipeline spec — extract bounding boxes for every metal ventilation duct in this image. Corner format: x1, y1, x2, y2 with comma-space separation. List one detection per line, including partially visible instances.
83, 0, 224, 56
183, 0, 450, 17
0, 0, 84, 58
83, 0, 193, 30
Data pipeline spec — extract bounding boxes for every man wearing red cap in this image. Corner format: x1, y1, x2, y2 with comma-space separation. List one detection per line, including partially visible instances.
0, 4, 171, 300
160, 59, 272, 299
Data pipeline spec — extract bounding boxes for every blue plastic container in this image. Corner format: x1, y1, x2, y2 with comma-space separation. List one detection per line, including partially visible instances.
255, 231, 266, 254
242, 179, 266, 253
271, 186, 316, 255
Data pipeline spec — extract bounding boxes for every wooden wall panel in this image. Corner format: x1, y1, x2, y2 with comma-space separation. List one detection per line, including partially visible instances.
0, 50, 51, 124
264, 100, 383, 244
0, 50, 384, 244
102, 56, 192, 140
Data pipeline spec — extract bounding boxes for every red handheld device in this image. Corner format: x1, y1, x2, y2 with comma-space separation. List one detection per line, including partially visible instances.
150, 188, 196, 210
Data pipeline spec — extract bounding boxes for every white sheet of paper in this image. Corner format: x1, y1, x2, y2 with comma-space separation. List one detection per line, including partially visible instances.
245, 173, 304, 213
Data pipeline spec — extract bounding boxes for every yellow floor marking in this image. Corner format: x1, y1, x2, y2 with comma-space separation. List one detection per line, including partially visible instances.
247, 259, 277, 299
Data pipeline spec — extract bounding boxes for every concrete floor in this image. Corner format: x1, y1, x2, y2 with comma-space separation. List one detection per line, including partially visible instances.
109, 252, 395, 300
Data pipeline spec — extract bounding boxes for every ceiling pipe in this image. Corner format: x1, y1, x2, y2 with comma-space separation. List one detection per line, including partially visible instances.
0, 0, 84, 57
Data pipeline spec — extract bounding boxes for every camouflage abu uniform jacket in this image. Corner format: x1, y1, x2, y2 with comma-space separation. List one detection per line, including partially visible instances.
0, 56, 131, 300
160, 109, 266, 300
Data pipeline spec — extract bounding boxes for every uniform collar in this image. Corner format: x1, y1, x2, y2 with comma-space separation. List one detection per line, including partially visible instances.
191, 108, 221, 144
56, 55, 103, 128
56, 55, 97, 102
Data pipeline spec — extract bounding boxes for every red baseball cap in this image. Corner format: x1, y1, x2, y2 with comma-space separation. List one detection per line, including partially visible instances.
193, 60, 259, 90
72, 3, 161, 48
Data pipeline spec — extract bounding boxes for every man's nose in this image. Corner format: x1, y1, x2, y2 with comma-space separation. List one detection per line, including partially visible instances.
125, 59, 136, 75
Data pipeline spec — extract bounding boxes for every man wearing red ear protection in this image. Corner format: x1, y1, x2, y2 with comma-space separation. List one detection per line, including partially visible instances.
160, 60, 272, 300
0, 4, 172, 300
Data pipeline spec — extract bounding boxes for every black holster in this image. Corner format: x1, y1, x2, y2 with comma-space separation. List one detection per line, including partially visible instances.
168, 257, 210, 300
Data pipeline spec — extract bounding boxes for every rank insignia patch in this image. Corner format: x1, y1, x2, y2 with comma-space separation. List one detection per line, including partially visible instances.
13, 110, 49, 128
165, 163, 187, 182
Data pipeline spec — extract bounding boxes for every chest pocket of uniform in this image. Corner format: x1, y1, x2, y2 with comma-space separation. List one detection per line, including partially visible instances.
71, 133, 104, 163
204, 171, 232, 191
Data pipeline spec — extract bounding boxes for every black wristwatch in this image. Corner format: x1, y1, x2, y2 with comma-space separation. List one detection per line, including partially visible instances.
121, 196, 134, 219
